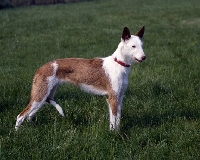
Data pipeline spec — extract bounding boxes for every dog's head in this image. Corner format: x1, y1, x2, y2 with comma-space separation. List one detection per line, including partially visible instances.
121, 26, 146, 63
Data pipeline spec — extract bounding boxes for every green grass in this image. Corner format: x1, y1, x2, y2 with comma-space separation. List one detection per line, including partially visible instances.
0, 0, 200, 159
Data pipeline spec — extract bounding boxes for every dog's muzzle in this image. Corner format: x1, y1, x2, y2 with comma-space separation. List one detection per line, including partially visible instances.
134, 55, 146, 63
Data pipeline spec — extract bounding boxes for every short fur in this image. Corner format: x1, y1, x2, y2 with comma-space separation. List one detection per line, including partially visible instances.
15, 26, 146, 131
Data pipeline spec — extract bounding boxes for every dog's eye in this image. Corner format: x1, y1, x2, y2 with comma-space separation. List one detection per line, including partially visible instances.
132, 45, 136, 48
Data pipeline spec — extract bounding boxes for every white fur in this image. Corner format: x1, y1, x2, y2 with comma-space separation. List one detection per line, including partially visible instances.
47, 62, 59, 89
15, 115, 25, 130
79, 83, 108, 95
49, 100, 64, 117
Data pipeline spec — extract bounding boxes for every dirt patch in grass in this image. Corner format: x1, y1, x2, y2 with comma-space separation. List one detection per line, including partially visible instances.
181, 18, 200, 27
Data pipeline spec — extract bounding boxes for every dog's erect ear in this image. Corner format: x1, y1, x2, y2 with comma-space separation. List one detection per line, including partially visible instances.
122, 27, 131, 41
135, 26, 145, 39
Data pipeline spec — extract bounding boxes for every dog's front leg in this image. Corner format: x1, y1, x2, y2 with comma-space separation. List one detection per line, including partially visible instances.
108, 106, 121, 131
107, 95, 121, 131
115, 108, 121, 131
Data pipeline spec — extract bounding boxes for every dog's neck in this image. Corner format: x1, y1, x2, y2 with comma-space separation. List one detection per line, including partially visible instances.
114, 57, 131, 67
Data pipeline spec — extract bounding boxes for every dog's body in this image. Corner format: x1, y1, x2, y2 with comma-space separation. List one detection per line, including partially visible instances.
15, 26, 146, 131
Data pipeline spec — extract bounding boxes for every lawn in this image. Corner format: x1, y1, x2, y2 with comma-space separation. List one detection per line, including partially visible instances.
0, 0, 200, 159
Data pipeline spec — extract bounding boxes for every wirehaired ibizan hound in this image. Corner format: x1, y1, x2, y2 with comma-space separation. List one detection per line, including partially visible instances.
15, 26, 146, 131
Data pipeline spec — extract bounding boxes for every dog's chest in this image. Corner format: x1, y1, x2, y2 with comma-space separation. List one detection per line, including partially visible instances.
103, 57, 130, 94
111, 71, 129, 94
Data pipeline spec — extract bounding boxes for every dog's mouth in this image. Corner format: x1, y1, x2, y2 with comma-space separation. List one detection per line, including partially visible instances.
133, 58, 142, 63
133, 56, 146, 63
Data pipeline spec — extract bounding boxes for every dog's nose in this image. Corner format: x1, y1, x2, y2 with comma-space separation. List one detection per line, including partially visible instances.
142, 55, 146, 60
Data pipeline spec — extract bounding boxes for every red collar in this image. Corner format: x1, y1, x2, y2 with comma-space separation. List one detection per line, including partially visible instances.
114, 58, 131, 67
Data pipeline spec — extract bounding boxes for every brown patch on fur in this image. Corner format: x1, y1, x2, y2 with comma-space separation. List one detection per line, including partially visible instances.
56, 58, 110, 92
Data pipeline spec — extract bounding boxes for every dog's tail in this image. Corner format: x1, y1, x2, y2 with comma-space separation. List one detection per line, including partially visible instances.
49, 99, 65, 117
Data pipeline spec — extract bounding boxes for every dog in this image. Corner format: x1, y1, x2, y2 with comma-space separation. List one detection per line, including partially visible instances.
15, 26, 146, 131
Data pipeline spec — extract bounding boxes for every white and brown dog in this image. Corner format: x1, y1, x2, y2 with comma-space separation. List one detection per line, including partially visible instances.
15, 26, 146, 131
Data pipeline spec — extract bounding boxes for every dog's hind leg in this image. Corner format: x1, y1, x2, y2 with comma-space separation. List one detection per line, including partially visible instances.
46, 85, 64, 117
15, 100, 45, 130
27, 100, 46, 121
15, 73, 52, 130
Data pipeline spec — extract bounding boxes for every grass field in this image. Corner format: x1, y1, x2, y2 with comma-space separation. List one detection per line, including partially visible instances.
0, 0, 200, 159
